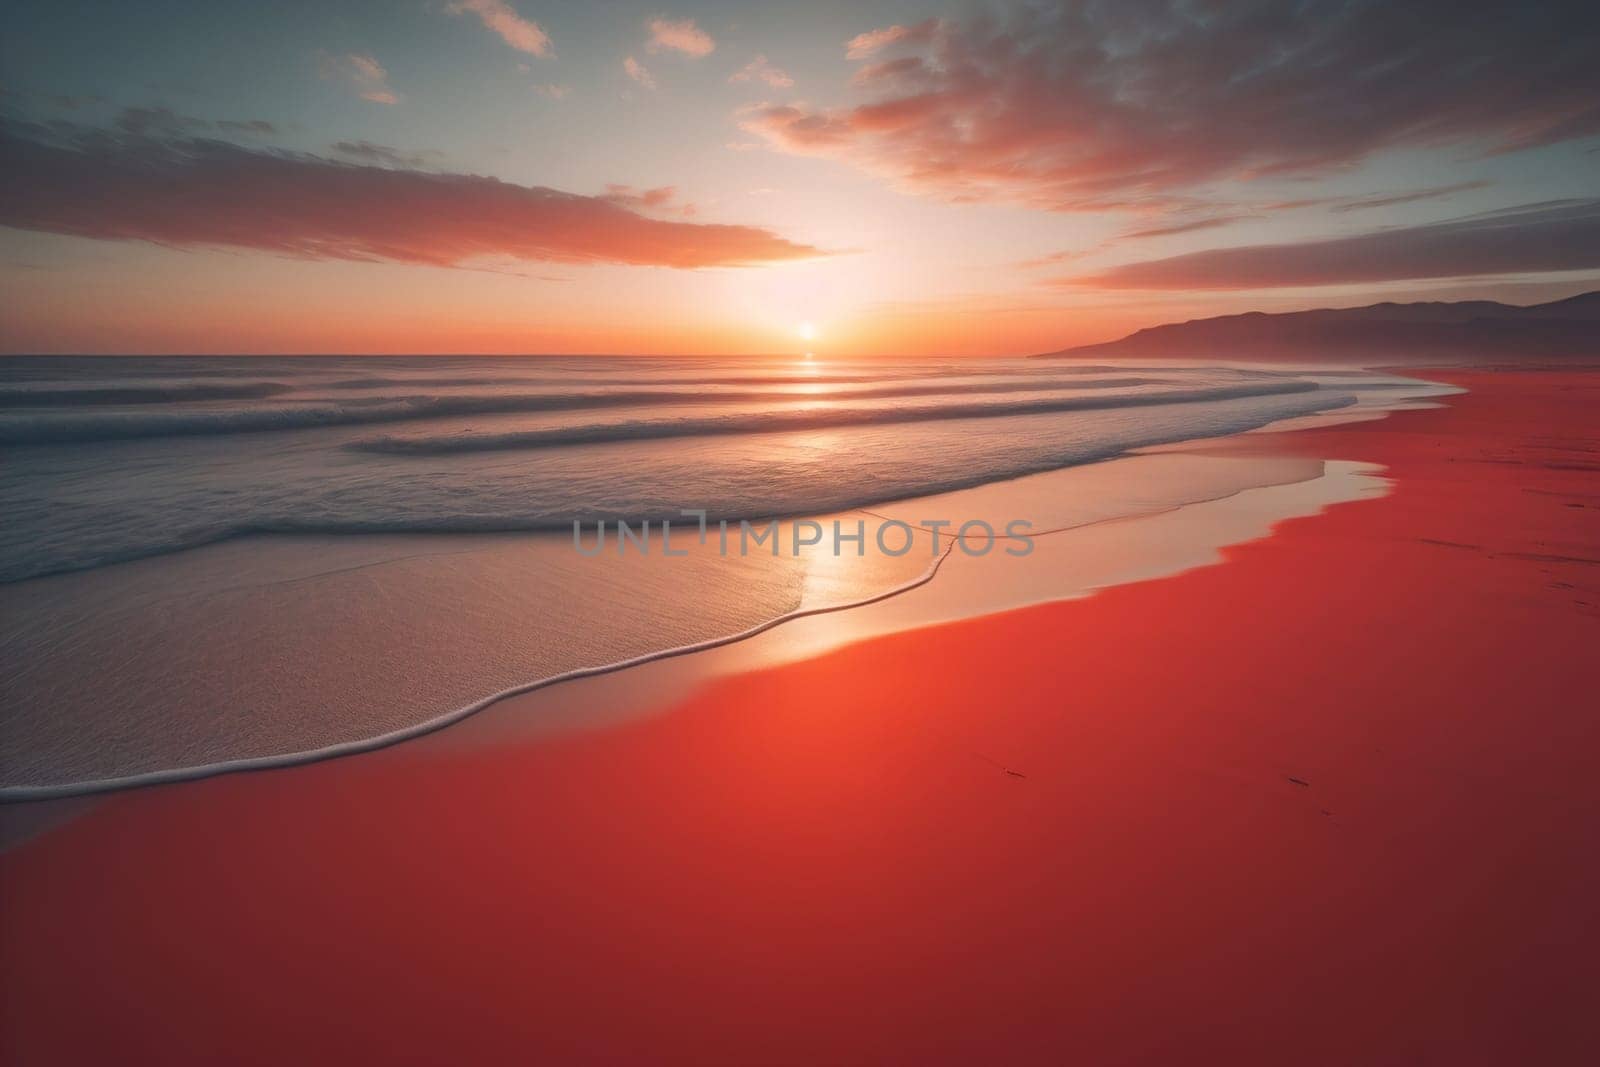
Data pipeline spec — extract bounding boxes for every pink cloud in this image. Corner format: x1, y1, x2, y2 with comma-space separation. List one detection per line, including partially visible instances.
1014, 249, 1091, 270
845, 20, 939, 60
623, 56, 656, 90
445, 0, 552, 58
603, 184, 674, 208
320, 52, 398, 105
602, 184, 699, 218
729, 55, 794, 90
746, 4, 1600, 215
0, 119, 827, 270
647, 17, 715, 58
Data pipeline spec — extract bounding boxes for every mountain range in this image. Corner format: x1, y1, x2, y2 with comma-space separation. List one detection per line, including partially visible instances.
1035, 291, 1600, 363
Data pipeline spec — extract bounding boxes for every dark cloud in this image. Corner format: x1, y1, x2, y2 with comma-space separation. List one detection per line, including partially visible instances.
113, 106, 210, 135
113, 107, 276, 137
330, 140, 441, 168
0, 120, 827, 270
218, 118, 278, 136
744, 1, 1600, 212
1066, 200, 1600, 289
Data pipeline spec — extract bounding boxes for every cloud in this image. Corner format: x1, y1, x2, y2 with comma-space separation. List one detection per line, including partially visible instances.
851, 56, 930, 89
623, 56, 656, 90
603, 184, 676, 209
217, 118, 277, 136
601, 184, 699, 218
1328, 180, 1493, 214
729, 55, 793, 90
1012, 215, 1249, 271
113, 107, 209, 135
1120, 216, 1252, 240
0, 119, 828, 270
744, 2, 1600, 213
330, 140, 443, 168
647, 17, 715, 58
7, 90, 104, 112
1064, 200, 1600, 289
445, 0, 552, 57
1015, 249, 1090, 270
533, 83, 572, 99
320, 52, 398, 105
845, 20, 939, 60
109, 107, 276, 138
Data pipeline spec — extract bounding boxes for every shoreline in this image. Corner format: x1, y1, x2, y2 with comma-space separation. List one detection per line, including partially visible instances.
0, 372, 1437, 799
0, 540, 961, 804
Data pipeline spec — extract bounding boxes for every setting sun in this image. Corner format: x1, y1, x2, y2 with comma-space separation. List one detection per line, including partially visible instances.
797, 321, 818, 342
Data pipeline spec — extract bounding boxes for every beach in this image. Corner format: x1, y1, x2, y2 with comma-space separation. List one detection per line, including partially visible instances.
1, 367, 1597, 1064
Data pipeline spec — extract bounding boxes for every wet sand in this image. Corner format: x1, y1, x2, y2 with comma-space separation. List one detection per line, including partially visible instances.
1, 370, 1597, 1064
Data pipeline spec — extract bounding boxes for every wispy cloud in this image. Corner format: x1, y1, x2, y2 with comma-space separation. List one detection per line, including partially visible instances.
445, 0, 552, 57
845, 20, 939, 60
330, 140, 443, 168
320, 52, 398, 105
532, 83, 572, 100
107, 106, 277, 140
729, 55, 793, 90
647, 17, 715, 57
1328, 180, 1493, 213
0, 118, 829, 270
1064, 200, 1600, 289
1120, 215, 1253, 240
217, 118, 277, 136
623, 56, 656, 91
602, 184, 676, 209
1015, 249, 1091, 270
113, 106, 209, 135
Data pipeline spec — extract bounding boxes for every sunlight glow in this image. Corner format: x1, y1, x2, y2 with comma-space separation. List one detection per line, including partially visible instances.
797, 321, 818, 341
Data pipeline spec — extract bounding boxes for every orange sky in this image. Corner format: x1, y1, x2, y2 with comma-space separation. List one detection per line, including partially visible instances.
2, 1, 1598, 355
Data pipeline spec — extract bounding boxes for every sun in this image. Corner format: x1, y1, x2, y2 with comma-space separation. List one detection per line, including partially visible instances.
797, 320, 818, 342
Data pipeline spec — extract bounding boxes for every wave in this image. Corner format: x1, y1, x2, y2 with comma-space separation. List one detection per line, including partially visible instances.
0, 376, 1176, 445
0, 384, 1353, 584
349, 381, 1323, 455
322, 371, 935, 390
0, 382, 294, 406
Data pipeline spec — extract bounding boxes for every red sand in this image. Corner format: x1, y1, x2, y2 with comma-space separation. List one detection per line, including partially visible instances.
2, 371, 1597, 1065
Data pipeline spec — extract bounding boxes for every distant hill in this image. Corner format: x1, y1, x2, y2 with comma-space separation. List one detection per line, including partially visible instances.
1034, 291, 1600, 363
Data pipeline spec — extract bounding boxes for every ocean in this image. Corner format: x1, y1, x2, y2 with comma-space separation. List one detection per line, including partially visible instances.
0, 355, 1379, 582
0, 355, 1444, 794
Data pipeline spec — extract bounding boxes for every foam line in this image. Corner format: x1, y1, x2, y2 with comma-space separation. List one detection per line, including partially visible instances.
0, 539, 961, 802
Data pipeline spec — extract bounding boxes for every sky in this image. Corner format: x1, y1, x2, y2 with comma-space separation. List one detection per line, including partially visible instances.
2, 0, 1598, 356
